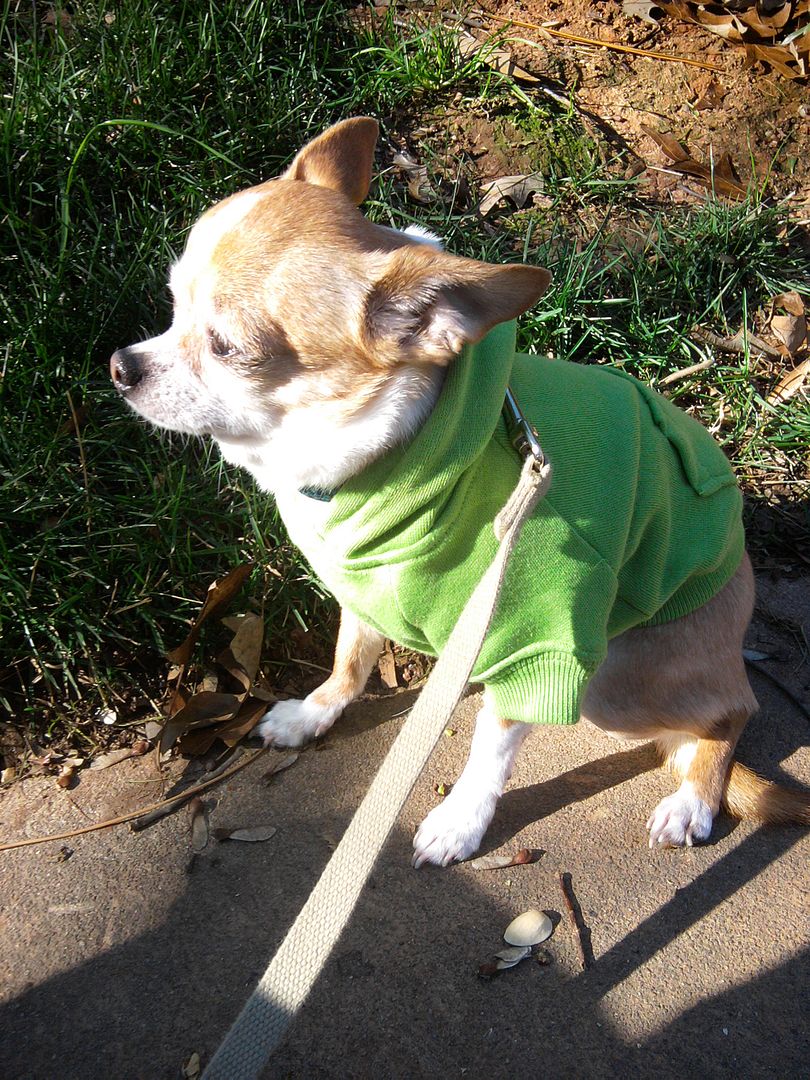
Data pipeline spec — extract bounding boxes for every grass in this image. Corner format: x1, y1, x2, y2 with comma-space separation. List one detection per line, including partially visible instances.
2, 1, 808, 754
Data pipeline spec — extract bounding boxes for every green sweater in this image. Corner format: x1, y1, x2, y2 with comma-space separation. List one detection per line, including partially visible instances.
294, 320, 744, 725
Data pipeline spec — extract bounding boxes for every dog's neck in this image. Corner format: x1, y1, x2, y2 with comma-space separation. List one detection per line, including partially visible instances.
216, 360, 445, 496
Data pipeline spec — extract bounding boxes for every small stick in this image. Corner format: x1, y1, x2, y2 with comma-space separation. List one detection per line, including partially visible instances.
474, 9, 724, 72
558, 870, 592, 969
0, 748, 267, 852
130, 747, 243, 831
66, 389, 91, 532
659, 357, 716, 386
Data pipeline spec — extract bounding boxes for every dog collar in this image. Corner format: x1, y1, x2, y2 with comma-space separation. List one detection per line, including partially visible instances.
298, 387, 542, 505
299, 485, 337, 502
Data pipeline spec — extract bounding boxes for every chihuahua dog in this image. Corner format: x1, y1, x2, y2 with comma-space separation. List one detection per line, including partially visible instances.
111, 118, 809, 866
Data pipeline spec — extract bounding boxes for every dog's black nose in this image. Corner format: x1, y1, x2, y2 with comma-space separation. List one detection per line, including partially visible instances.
110, 348, 143, 394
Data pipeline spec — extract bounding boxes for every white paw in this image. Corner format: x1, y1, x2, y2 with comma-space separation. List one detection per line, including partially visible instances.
646, 784, 714, 848
252, 697, 339, 748
412, 788, 496, 868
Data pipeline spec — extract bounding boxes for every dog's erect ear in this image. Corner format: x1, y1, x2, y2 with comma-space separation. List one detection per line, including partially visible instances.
365, 247, 551, 363
284, 117, 379, 205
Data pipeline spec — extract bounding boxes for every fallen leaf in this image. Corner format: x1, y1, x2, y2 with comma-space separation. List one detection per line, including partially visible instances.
770, 313, 808, 356
767, 357, 810, 403
213, 825, 277, 843
56, 760, 82, 788
479, 174, 546, 216
203, 695, 269, 750
1, 767, 17, 784
622, 0, 664, 26
470, 848, 543, 870
219, 611, 263, 688
159, 691, 245, 755
182, 1051, 201, 1080
772, 290, 806, 317
189, 797, 209, 853
378, 641, 398, 689
260, 752, 299, 783
641, 126, 747, 199
90, 743, 149, 770
691, 75, 727, 111
166, 563, 253, 666
641, 125, 690, 163
458, 29, 540, 82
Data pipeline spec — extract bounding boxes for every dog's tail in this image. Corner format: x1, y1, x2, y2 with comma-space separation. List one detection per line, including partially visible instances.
721, 760, 810, 824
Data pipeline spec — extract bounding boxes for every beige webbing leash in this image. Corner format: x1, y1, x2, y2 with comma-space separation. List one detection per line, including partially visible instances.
202, 438, 552, 1080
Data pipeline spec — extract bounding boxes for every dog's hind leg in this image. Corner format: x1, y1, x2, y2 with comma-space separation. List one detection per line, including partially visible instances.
254, 607, 384, 747
582, 552, 759, 847
647, 712, 750, 846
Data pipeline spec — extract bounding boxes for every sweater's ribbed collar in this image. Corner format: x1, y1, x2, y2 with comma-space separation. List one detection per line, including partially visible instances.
312, 320, 516, 557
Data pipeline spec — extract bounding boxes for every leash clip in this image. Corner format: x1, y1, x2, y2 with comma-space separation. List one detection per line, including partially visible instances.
503, 386, 545, 466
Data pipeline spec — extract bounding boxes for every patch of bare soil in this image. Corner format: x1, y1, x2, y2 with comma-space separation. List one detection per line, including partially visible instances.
483, 0, 809, 205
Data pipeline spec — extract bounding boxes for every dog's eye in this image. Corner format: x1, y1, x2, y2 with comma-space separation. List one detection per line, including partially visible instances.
209, 329, 237, 357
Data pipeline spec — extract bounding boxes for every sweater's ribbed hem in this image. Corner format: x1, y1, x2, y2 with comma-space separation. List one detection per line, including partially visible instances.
484, 652, 594, 725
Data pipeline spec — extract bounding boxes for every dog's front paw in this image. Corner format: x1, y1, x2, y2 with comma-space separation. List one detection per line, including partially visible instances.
253, 697, 339, 748
412, 788, 496, 868
646, 785, 714, 848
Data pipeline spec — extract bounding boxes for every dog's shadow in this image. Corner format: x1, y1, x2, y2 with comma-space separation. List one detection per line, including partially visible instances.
484, 741, 659, 848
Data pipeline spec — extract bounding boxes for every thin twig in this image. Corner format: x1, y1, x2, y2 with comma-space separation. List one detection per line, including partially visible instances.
130, 746, 244, 830
0, 747, 267, 852
474, 9, 723, 72
660, 357, 716, 386
558, 870, 592, 969
66, 389, 91, 532
692, 326, 781, 359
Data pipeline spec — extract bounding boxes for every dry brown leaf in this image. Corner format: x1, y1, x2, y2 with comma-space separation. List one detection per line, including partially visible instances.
659, 0, 809, 77
56, 759, 82, 788
213, 825, 277, 843
189, 797, 209, 853
260, 752, 299, 783
166, 563, 253, 666
458, 29, 540, 82
182, 1052, 201, 1080
220, 613, 261, 678
378, 641, 398, 689
479, 174, 546, 215
641, 126, 747, 199
767, 357, 810, 402
90, 743, 149, 770
641, 124, 691, 163
691, 74, 727, 110
470, 848, 543, 870
392, 151, 437, 204
209, 696, 269, 748
771, 313, 808, 356
772, 291, 806, 317
159, 690, 245, 755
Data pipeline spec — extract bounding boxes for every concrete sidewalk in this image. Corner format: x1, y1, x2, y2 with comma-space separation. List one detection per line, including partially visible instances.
1, 575, 808, 1080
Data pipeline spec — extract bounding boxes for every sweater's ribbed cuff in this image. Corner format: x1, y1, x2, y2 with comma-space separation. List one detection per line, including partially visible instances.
484, 652, 593, 725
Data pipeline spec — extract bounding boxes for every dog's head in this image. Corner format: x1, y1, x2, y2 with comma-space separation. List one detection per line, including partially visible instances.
111, 118, 550, 473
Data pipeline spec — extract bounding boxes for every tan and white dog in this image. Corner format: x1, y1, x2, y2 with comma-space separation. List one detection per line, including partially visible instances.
111, 117, 809, 866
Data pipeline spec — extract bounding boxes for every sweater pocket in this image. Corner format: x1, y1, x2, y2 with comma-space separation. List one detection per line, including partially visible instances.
636, 384, 737, 497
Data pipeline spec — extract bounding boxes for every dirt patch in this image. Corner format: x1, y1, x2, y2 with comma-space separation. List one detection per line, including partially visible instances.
481, 0, 809, 204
